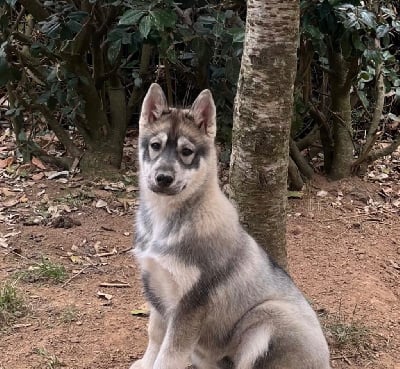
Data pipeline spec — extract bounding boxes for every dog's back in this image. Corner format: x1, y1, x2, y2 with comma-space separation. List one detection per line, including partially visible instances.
132, 84, 331, 369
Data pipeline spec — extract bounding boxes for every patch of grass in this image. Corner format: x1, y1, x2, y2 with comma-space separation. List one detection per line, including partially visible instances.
60, 305, 80, 324
33, 348, 64, 368
18, 257, 67, 284
0, 281, 26, 326
322, 303, 370, 351
55, 190, 94, 207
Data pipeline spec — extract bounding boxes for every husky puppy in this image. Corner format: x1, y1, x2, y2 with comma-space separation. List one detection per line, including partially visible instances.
131, 83, 331, 369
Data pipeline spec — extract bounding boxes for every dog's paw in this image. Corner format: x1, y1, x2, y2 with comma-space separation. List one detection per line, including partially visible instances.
129, 359, 146, 369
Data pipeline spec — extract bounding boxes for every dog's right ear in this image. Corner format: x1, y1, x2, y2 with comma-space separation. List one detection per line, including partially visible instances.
140, 83, 168, 126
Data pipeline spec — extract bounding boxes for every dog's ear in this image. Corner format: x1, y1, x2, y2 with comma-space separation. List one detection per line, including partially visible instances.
140, 83, 168, 126
191, 90, 216, 138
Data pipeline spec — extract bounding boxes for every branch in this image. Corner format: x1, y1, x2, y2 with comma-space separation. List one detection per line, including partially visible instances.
344, 57, 359, 91
308, 104, 332, 141
127, 43, 153, 124
296, 125, 319, 151
11, 32, 61, 62
12, 6, 25, 31
366, 136, 400, 162
288, 157, 304, 191
18, 0, 49, 21
289, 138, 314, 179
30, 103, 82, 158
363, 48, 385, 155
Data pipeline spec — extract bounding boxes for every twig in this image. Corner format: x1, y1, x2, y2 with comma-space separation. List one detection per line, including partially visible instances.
62, 265, 91, 288
99, 282, 131, 288
330, 354, 360, 360
320, 214, 370, 222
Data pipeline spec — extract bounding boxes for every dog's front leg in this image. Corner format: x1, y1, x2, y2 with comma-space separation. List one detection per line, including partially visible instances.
130, 308, 166, 369
153, 309, 206, 369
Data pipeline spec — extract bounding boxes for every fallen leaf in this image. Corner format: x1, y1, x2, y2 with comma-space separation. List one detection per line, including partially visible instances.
0, 238, 8, 248
97, 291, 113, 300
2, 198, 19, 208
131, 309, 149, 317
95, 199, 108, 208
287, 191, 303, 199
70, 255, 85, 264
19, 195, 29, 203
32, 172, 45, 181
31, 156, 47, 170
317, 190, 328, 197
0, 157, 14, 169
0, 187, 14, 197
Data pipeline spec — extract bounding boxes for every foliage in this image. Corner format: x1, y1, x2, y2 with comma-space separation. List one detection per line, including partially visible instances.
17, 257, 67, 283
293, 0, 400, 180
0, 0, 245, 172
0, 280, 26, 326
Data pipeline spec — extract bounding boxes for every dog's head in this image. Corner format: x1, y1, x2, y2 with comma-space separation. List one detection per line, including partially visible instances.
138, 83, 217, 199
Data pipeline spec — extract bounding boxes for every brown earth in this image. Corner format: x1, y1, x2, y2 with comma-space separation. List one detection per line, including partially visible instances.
0, 171, 399, 369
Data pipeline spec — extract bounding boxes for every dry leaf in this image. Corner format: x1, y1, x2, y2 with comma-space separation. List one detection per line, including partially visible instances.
32, 172, 45, 181
2, 198, 19, 208
19, 195, 28, 203
95, 199, 108, 208
31, 156, 47, 170
131, 309, 149, 317
0, 187, 15, 197
70, 255, 85, 264
0, 157, 14, 169
97, 291, 113, 300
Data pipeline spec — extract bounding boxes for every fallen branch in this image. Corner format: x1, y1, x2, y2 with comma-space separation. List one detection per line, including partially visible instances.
62, 265, 91, 288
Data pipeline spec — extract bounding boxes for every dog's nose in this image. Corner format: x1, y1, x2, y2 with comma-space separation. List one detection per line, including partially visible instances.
156, 173, 174, 188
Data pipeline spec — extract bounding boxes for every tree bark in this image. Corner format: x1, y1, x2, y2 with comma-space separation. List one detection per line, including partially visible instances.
327, 51, 358, 179
229, 0, 299, 269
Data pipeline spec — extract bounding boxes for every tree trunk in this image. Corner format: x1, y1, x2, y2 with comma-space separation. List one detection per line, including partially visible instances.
229, 0, 299, 269
327, 51, 357, 179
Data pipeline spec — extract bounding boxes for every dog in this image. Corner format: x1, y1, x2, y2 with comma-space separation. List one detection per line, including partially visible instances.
131, 83, 331, 369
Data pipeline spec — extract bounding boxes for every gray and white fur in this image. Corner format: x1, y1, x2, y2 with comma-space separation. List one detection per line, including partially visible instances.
130, 83, 331, 369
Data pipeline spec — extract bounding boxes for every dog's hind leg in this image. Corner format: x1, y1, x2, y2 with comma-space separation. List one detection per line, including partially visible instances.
232, 323, 272, 369
130, 309, 166, 369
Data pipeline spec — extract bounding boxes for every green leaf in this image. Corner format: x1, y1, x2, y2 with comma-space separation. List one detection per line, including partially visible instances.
359, 10, 375, 28
139, 15, 152, 39
359, 71, 373, 82
381, 6, 396, 19
351, 32, 364, 51
107, 39, 122, 64
376, 24, 390, 39
357, 90, 369, 108
229, 28, 245, 43
150, 9, 177, 31
119, 9, 146, 25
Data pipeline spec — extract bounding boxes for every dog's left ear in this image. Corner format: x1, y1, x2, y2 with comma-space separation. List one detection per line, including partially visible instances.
191, 90, 216, 138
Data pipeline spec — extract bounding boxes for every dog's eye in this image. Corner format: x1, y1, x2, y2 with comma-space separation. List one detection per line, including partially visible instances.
150, 142, 161, 151
181, 148, 194, 157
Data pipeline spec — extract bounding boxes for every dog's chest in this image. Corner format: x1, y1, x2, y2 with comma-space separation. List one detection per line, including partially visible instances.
136, 242, 201, 312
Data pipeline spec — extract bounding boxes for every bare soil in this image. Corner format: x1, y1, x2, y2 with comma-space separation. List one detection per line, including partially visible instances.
0, 173, 399, 369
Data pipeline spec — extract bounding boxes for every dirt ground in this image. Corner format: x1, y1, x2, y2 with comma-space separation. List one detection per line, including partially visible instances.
0, 163, 399, 369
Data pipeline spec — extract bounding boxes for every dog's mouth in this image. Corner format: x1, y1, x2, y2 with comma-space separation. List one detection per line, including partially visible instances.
148, 183, 186, 196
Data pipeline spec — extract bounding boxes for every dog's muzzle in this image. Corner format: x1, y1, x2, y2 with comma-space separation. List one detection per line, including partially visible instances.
149, 171, 181, 195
